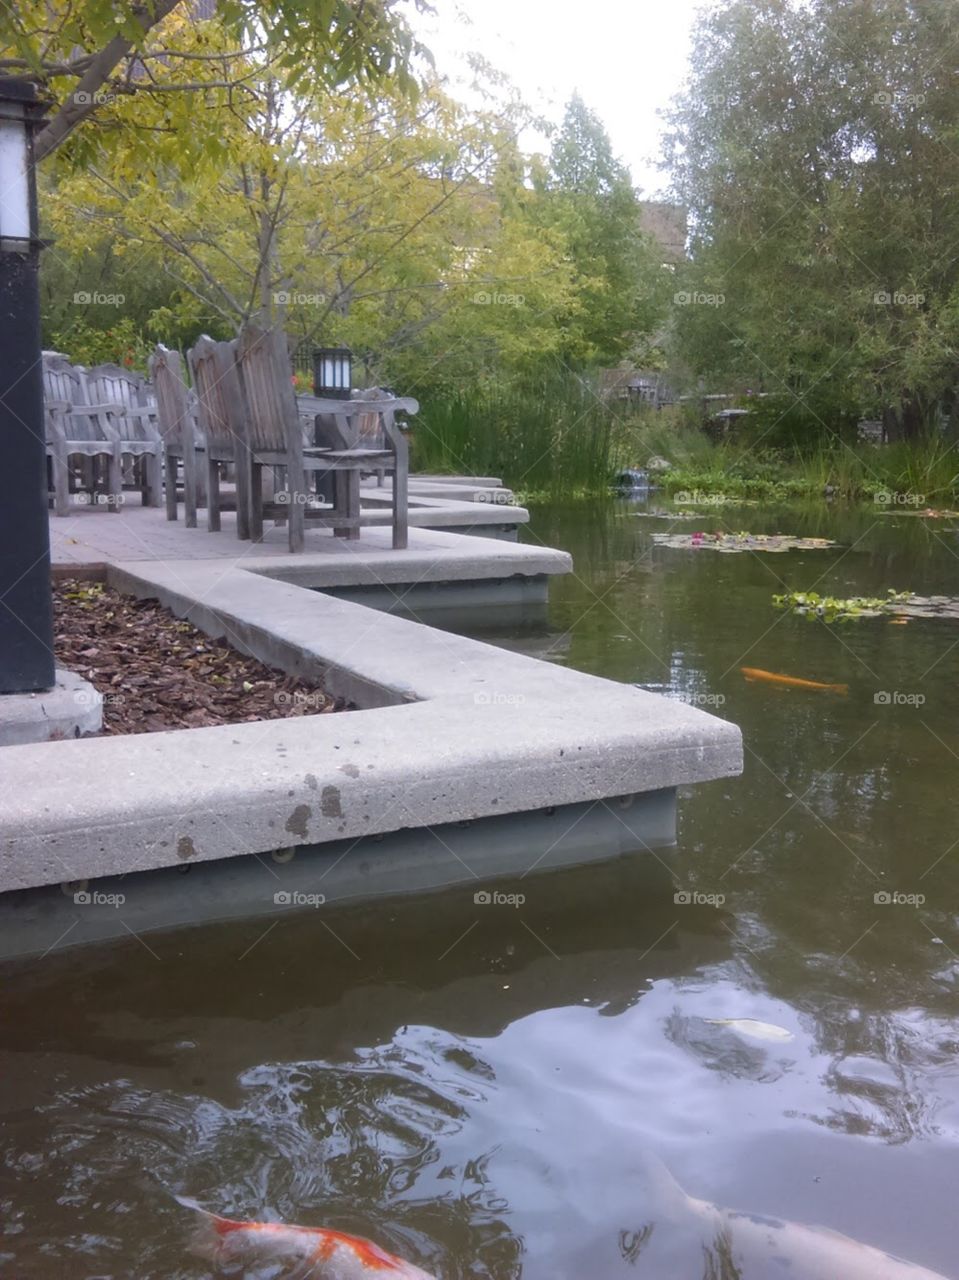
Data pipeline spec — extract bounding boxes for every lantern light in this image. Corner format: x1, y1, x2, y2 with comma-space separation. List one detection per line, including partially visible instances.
312, 346, 352, 400
0, 80, 41, 253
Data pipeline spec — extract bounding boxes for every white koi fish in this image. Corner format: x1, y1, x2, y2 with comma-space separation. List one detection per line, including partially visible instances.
637, 1153, 952, 1279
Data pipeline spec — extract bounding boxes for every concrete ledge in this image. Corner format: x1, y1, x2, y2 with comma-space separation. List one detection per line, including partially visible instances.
0, 788, 676, 958
0, 553, 742, 894
237, 526, 569, 590
0, 667, 102, 746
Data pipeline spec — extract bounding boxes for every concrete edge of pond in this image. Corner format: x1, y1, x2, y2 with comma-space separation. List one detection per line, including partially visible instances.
0, 542, 743, 897
0, 789, 678, 959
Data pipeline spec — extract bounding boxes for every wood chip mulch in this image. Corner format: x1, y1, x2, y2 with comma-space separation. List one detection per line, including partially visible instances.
53, 579, 344, 736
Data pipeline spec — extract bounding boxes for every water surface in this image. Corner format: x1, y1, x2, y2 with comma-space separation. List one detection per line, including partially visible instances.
2, 496, 958, 1277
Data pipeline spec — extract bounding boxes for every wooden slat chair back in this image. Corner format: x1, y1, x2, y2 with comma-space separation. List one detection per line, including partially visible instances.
43, 353, 89, 412
235, 323, 304, 548
150, 344, 201, 527
236, 324, 297, 454
82, 362, 162, 505
188, 334, 249, 537
85, 363, 158, 442
85, 362, 144, 407
188, 336, 236, 452
43, 352, 128, 515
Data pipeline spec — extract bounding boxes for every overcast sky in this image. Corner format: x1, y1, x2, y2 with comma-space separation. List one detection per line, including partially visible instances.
413, 0, 705, 196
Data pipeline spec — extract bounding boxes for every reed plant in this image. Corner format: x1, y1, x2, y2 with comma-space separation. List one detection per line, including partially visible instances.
411, 372, 626, 498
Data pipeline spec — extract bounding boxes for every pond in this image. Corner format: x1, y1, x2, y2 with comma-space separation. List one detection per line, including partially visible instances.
2, 496, 958, 1278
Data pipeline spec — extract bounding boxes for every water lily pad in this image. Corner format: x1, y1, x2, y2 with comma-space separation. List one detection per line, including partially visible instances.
773, 589, 959, 621
652, 532, 838, 553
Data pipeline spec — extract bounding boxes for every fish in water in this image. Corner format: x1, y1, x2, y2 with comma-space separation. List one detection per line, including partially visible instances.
629, 1152, 952, 1278
176, 1195, 437, 1279
741, 666, 849, 695
705, 1017, 794, 1042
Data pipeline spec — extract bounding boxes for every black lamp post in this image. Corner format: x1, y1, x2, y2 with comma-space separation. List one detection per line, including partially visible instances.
0, 77, 54, 693
312, 346, 352, 399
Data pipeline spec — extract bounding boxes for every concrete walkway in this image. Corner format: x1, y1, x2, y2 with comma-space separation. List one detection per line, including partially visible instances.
0, 487, 742, 942
50, 474, 526, 567
2, 549, 741, 892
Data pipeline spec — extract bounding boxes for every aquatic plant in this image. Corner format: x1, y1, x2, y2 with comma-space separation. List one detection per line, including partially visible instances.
653, 532, 837, 553
411, 371, 627, 498
622, 417, 959, 504
772, 589, 914, 621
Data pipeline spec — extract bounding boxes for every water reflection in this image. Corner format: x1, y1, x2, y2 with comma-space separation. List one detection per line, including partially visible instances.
2, 496, 958, 1277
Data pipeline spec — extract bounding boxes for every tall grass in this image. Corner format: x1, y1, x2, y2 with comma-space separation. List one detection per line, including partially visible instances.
411, 373, 626, 498
412, 382, 959, 503
625, 413, 959, 502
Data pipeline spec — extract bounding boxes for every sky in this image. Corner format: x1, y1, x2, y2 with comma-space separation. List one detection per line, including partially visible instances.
412, 0, 705, 196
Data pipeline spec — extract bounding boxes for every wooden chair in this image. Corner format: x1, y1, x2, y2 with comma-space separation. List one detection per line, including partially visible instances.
186, 335, 244, 536
43, 354, 127, 515
83, 363, 163, 507
305, 388, 415, 548
236, 324, 414, 551
150, 345, 202, 527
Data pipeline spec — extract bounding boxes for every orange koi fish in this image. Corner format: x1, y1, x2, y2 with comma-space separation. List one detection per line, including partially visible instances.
176, 1195, 437, 1279
741, 666, 849, 695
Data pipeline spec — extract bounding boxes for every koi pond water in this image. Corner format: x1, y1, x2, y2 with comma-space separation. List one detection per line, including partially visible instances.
2, 496, 958, 1278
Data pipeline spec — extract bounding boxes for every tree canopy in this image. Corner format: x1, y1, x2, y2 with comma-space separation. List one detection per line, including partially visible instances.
537, 93, 667, 367
665, 0, 959, 439
2, 0, 425, 160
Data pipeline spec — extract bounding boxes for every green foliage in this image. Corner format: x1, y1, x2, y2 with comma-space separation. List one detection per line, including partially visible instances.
4, 0, 426, 162
47, 316, 152, 371
773, 589, 913, 622
665, 0, 959, 436
535, 94, 667, 367
411, 370, 628, 498
626, 414, 959, 502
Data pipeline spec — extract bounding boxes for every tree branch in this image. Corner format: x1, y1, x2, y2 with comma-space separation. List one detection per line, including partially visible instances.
34, 0, 183, 162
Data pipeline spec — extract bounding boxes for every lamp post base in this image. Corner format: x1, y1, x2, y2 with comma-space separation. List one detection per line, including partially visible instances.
0, 246, 55, 694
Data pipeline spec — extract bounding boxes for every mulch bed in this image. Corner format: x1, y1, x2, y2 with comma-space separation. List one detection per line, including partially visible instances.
53, 579, 343, 735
